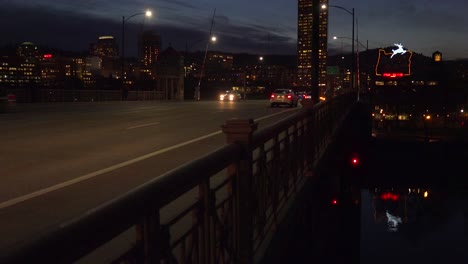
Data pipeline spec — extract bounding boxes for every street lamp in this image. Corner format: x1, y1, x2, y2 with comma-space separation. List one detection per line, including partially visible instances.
333, 36, 366, 50
184, 36, 217, 78
195, 8, 217, 101
322, 4, 355, 99
241, 56, 264, 100
333, 35, 368, 101
333, 36, 369, 101
121, 10, 152, 100
333, 36, 344, 56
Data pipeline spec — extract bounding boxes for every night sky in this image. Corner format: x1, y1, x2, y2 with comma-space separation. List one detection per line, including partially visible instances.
1, 0, 467, 60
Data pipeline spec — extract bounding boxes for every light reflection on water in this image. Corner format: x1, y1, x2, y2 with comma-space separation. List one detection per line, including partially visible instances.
360, 188, 468, 263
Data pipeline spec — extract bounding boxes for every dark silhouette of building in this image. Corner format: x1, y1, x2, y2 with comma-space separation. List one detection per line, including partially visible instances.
156, 46, 184, 100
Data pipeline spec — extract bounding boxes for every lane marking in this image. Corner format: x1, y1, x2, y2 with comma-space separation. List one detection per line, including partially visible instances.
126, 122, 160, 130
0, 108, 298, 209
0, 131, 221, 209
122, 107, 175, 114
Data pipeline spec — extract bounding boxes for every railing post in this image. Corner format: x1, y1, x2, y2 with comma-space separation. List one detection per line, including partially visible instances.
135, 210, 161, 264
222, 118, 258, 264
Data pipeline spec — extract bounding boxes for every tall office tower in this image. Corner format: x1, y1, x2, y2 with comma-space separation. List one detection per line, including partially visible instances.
91, 36, 118, 78
138, 30, 162, 67
297, 0, 328, 91
93, 36, 119, 58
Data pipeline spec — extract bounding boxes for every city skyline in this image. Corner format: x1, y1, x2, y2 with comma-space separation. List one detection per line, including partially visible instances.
0, 0, 467, 60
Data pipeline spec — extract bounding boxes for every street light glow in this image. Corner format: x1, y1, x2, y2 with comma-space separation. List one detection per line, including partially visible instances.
195, 8, 217, 101
121, 9, 153, 99
327, 5, 356, 100
211, 36, 217, 42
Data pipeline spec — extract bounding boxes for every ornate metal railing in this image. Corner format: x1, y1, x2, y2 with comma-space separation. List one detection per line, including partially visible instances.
3, 88, 167, 103
0, 94, 355, 264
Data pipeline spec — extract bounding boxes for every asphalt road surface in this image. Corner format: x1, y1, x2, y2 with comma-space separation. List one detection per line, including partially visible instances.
0, 100, 302, 251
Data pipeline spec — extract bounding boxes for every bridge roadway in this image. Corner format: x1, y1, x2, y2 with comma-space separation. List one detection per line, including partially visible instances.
0, 100, 302, 252
262, 107, 467, 264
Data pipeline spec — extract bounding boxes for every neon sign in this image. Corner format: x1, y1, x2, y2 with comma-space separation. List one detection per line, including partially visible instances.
375, 43, 412, 78
43, 54, 53, 59
382, 73, 404, 78
390, 43, 407, 58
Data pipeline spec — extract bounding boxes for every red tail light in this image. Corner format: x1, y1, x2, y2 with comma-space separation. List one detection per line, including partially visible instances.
287, 94, 292, 99
270, 94, 275, 98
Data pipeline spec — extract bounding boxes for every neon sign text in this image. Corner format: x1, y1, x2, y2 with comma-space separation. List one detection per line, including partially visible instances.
383, 73, 404, 78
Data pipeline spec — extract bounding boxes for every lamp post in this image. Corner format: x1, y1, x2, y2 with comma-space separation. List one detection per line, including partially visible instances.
184, 36, 217, 78
195, 8, 217, 101
333, 36, 366, 51
333, 35, 368, 101
121, 10, 152, 100
322, 4, 355, 98
242, 56, 264, 100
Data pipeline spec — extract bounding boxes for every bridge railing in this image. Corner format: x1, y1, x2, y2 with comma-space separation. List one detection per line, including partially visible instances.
3, 88, 167, 103
0, 94, 355, 264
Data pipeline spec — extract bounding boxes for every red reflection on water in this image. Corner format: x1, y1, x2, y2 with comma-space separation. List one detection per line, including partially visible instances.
380, 192, 399, 201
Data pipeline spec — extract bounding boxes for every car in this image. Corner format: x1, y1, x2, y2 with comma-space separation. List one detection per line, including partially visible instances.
270, 89, 299, 107
219, 90, 242, 101
296, 91, 312, 100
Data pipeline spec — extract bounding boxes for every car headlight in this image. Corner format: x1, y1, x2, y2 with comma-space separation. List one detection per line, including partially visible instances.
220, 95, 225, 100
229, 94, 234, 100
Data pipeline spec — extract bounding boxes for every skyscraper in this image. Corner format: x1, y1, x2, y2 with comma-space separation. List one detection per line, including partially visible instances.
91, 36, 118, 78
297, 0, 328, 92
139, 30, 162, 67
17, 42, 40, 61
138, 30, 162, 78
92, 36, 119, 58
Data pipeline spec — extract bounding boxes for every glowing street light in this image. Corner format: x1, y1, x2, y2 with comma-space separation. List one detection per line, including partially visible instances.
187, 35, 217, 52
195, 8, 217, 101
322, 4, 355, 100
333, 36, 367, 51
121, 9, 152, 100
184, 36, 217, 78
333, 35, 368, 99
